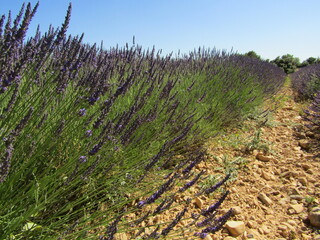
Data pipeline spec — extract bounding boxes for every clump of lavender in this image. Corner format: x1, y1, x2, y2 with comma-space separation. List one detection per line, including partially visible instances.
291, 63, 320, 100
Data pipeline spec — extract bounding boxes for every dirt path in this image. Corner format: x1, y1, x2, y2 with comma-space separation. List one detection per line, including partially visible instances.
203, 84, 320, 240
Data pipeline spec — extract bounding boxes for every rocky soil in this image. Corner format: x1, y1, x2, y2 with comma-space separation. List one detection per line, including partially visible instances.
114, 84, 320, 240
199, 85, 320, 240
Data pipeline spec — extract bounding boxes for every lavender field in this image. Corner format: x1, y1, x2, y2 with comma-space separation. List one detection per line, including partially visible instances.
0, 3, 289, 239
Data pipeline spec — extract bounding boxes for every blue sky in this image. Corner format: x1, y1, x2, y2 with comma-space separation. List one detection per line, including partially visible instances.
1, 0, 319, 61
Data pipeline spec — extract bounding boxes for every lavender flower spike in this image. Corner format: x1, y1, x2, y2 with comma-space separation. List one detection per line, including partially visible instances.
137, 173, 177, 208
179, 170, 204, 192
201, 190, 229, 217
161, 207, 187, 236
78, 108, 86, 116
203, 173, 230, 195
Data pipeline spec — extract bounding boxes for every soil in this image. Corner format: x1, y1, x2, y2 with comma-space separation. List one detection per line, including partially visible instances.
200, 84, 320, 239
116, 83, 320, 240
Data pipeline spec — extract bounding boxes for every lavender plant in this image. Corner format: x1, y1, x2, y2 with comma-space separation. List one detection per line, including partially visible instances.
0, 2, 285, 239
291, 63, 320, 100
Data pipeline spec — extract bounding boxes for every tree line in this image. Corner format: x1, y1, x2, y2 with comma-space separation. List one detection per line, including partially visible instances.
244, 50, 320, 74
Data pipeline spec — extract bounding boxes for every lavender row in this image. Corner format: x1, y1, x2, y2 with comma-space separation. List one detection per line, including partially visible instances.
291, 63, 320, 100
0, 2, 285, 239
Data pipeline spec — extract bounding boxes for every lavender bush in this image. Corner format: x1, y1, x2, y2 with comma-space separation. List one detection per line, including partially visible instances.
291, 63, 320, 100
0, 2, 285, 239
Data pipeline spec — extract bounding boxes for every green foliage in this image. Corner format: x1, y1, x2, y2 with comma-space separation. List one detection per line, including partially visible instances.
271, 54, 300, 74
244, 51, 261, 60
299, 57, 320, 68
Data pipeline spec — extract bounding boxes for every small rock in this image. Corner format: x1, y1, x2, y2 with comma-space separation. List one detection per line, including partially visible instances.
247, 233, 254, 238
308, 207, 320, 227
290, 194, 304, 201
204, 234, 213, 240
114, 232, 128, 240
289, 203, 304, 214
287, 208, 296, 215
232, 206, 241, 215
247, 220, 256, 228
277, 225, 287, 231
299, 139, 310, 149
225, 221, 245, 237
195, 197, 203, 208
256, 154, 273, 162
307, 176, 316, 183
298, 177, 308, 186
306, 169, 314, 175
258, 193, 273, 206
301, 164, 311, 170
261, 171, 273, 181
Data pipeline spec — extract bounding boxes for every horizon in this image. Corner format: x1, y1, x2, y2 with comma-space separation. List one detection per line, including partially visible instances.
1, 0, 319, 61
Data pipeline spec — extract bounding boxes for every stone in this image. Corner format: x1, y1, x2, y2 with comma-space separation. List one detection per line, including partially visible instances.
114, 232, 128, 240
308, 207, 320, 227
247, 220, 256, 228
261, 171, 273, 181
258, 193, 273, 206
195, 197, 203, 208
298, 177, 308, 186
232, 206, 241, 215
290, 194, 304, 200
277, 225, 287, 231
301, 164, 311, 170
225, 221, 245, 237
299, 139, 310, 149
204, 234, 213, 240
256, 153, 273, 162
247, 233, 254, 238
289, 204, 304, 214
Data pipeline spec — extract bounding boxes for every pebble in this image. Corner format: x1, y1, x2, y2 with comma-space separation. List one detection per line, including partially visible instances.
195, 197, 203, 208
258, 193, 273, 206
204, 234, 213, 240
247, 233, 254, 238
232, 206, 241, 215
256, 153, 273, 162
308, 206, 320, 227
290, 194, 304, 200
299, 139, 310, 149
297, 177, 308, 186
261, 171, 273, 181
225, 221, 245, 237
114, 233, 128, 240
289, 204, 304, 214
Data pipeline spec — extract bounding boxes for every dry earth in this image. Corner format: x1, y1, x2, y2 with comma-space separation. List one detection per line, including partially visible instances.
185, 83, 320, 240
114, 83, 320, 240
201, 85, 320, 239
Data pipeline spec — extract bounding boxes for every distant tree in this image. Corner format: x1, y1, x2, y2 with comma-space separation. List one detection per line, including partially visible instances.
271, 54, 300, 74
299, 57, 320, 68
244, 51, 261, 60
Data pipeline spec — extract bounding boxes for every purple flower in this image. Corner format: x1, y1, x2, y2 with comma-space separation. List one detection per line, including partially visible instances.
161, 207, 187, 236
203, 173, 230, 195
78, 108, 86, 116
78, 156, 87, 163
137, 173, 178, 208
179, 170, 204, 192
201, 191, 229, 217
85, 130, 92, 137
